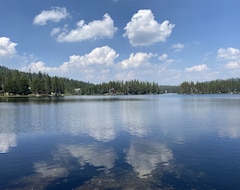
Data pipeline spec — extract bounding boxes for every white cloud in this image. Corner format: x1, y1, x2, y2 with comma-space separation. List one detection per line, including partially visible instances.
115, 71, 136, 81
217, 47, 240, 60
23, 61, 60, 73
33, 7, 69, 25
61, 46, 118, 69
217, 47, 240, 69
159, 53, 168, 62
185, 64, 209, 72
158, 53, 175, 64
0, 37, 17, 57
123, 9, 175, 46
171, 43, 185, 52
120, 52, 154, 69
22, 46, 119, 82
225, 62, 240, 69
21, 47, 186, 84
50, 27, 61, 36
53, 14, 117, 42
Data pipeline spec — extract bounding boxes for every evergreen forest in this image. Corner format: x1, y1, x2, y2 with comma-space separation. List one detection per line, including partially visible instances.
2, 66, 240, 96
0, 66, 177, 96
178, 79, 240, 94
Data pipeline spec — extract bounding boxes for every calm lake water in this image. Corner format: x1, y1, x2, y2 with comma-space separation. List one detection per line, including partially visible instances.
1, 94, 240, 189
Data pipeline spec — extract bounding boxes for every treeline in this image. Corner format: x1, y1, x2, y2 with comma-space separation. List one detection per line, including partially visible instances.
89, 81, 176, 95
0, 66, 91, 95
3, 66, 240, 96
179, 79, 240, 94
0, 66, 177, 96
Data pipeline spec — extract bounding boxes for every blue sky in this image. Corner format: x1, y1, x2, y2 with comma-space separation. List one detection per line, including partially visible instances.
0, 0, 240, 85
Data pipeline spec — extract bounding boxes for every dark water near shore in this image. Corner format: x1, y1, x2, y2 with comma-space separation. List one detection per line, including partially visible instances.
1, 94, 240, 189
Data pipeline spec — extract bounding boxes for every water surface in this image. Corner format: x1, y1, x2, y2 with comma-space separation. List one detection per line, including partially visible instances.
1, 94, 240, 189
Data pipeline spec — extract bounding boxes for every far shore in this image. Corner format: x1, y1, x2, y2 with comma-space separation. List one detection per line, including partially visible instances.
0, 93, 65, 98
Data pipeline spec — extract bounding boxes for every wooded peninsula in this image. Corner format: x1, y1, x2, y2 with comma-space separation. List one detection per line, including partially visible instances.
1, 65, 240, 96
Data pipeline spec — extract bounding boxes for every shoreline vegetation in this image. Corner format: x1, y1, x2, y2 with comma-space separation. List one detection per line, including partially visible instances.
0, 66, 177, 97
1, 65, 240, 97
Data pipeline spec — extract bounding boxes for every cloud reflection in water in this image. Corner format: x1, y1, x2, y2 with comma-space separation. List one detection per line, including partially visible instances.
63, 144, 116, 173
126, 140, 173, 178
34, 161, 68, 178
0, 133, 17, 153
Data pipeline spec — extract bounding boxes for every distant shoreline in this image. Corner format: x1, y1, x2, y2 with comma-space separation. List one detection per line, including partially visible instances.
1, 92, 240, 99
0, 94, 64, 98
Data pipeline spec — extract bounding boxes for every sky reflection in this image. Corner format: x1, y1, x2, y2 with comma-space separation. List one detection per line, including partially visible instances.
1, 96, 240, 149
34, 161, 68, 179
0, 133, 17, 153
16, 140, 118, 189
126, 140, 173, 178
1, 95, 240, 189
63, 144, 116, 173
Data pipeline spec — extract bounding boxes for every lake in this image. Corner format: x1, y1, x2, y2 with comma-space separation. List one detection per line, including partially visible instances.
1, 94, 240, 189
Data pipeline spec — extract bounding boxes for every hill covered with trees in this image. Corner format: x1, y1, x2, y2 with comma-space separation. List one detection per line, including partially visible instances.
0, 66, 177, 96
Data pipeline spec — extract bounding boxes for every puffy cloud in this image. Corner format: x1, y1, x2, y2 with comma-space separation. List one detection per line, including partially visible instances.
0, 37, 17, 57
61, 46, 118, 69
225, 62, 240, 69
22, 46, 119, 82
171, 43, 185, 52
123, 9, 175, 46
23, 61, 59, 73
217, 47, 240, 60
159, 53, 168, 62
53, 14, 117, 42
21, 45, 196, 85
22, 47, 185, 84
185, 64, 209, 72
217, 47, 240, 69
120, 52, 154, 69
33, 7, 69, 25
158, 53, 175, 64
